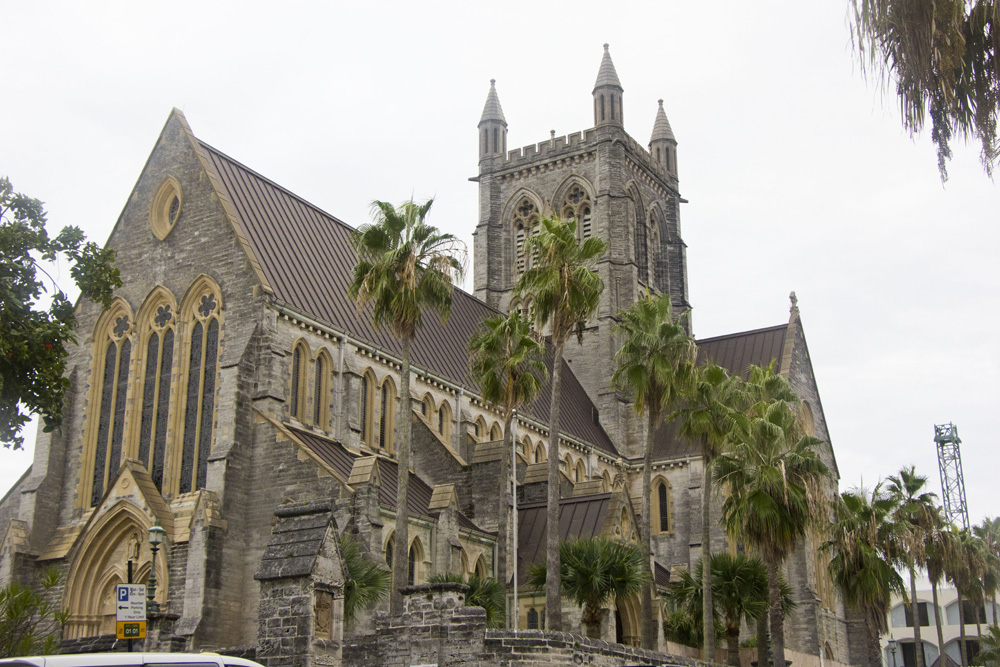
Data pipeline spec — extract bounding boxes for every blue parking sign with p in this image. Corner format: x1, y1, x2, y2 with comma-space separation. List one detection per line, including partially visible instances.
118, 587, 129, 601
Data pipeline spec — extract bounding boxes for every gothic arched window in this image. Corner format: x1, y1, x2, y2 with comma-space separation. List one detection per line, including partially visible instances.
511, 198, 540, 278
560, 184, 593, 241
360, 370, 376, 445
136, 297, 176, 493
88, 305, 134, 506
653, 478, 673, 533
178, 287, 222, 494
313, 352, 330, 428
378, 377, 396, 452
634, 203, 648, 285
289, 341, 309, 422
438, 401, 452, 441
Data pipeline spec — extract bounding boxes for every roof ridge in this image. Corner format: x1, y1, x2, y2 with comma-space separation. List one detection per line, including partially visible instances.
696, 322, 788, 344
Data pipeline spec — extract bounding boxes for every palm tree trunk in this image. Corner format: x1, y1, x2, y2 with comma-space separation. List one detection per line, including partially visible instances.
726, 626, 741, 667
958, 586, 968, 667
911, 566, 926, 667
757, 614, 768, 667
640, 408, 656, 650
867, 622, 883, 667
498, 411, 513, 626
931, 577, 946, 664
703, 442, 716, 660
545, 341, 565, 632
766, 557, 786, 667
390, 340, 413, 615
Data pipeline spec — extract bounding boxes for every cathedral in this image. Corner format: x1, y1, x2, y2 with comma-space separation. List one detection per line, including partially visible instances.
0, 46, 859, 665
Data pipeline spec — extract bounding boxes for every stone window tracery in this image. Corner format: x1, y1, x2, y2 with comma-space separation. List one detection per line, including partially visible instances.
178, 285, 221, 494
89, 309, 133, 507
137, 301, 174, 493
560, 184, 593, 241
511, 198, 540, 278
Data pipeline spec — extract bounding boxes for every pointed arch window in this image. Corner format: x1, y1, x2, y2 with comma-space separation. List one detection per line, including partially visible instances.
360, 371, 376, 445
378, 378, 397, 452
653, 478, 673, 533
289, 342, 309, 421
137, 302, 175, 492
535, 443, 545, 463
527, 607, 539, 629
89, 311, 133, 506
313, 353, 330, 428
408, 538, 423, 585
634, 206, 648, 284
438, 401, 452, 441
511, 198, 540, 277
179, 290, 221, 494
561, 184, 593, 241
490, 422, 502, 441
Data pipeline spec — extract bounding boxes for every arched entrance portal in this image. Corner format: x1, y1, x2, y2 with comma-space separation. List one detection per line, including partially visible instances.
615, 594, 641, 647
64, 503, 167, 639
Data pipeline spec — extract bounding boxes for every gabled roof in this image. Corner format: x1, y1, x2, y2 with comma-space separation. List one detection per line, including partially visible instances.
197, 138, 617, 455
516, 494, 612, 584
652, 323, 790, 460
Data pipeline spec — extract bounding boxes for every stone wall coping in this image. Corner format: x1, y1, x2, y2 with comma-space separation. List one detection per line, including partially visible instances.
399, 582, 470, 596
273, 500, 333, 517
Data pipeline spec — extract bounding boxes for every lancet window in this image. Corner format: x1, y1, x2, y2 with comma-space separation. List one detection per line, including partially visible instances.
378, 378, 396, 452
512, 198, 540, 277
360, 371, 375, 445
137, 301, 175, 492
89, 307, 134, 506
560, 184, 593, 241
313, 352, 330, 428
178, 289, 222, 494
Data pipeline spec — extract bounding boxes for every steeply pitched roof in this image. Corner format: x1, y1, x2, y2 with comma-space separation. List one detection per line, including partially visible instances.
649, 99, 675, 143
516, 494, 612, 584
593, 43, 623, 91
479, 79, 506, 125
198, 140, 617, 455
652, 323, 790, 460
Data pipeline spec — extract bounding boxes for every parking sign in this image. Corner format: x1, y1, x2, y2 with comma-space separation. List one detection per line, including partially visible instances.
115, 584, 147, 639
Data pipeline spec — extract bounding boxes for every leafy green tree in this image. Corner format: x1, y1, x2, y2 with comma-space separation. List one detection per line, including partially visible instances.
611, 292, 694, 649
673, 362, 745, 655
348, 197, 465, 614
428, 573, 507, 629
848, 0, 1000, 180
0, 177, 120, 449
468, 310, 546, 606
0, 569, 68, 658
667, 553, 793, 666
886, 466, 939, 667
712, 365, 830, 667
340, 532, 391, 626
975, 624, 1000, 666
824, 485, 906, 667
527, 537, 647, 639
513, 216, 605, 631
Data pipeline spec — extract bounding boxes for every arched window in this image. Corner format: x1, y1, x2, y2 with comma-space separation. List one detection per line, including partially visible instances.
490, 422, 502, 441
438, 401, 452, 441
601, 470, 612, 492
653, 478, 673, 533
475, 416, 487, 440
527, 608, 539, 630
360, 371, 376, 445
474, 555, 487, 579
385, 534, 394, 569
421, 393, 433, 419
621, 507, 632, 536
600, 95, 606, 121
408, 538, 423, 586
560, 184, 593, 241
178, 285, 222, 494
289, 341, 309, 421
313, 352, 330, 428
135, 293, 176, 493
633, 202, 648, 284
511, 197, 540, 277
535, 443, 546, 463
87, 303, 134, 507
379, 377, 396, 452
562, 454, 573, 478
575, 460, 587, 483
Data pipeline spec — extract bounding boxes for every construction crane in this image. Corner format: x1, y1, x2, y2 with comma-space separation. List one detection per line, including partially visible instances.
934, 423, 970, 530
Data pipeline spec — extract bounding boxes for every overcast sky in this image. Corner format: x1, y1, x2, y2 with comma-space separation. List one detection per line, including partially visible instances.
2, 2, 996, 525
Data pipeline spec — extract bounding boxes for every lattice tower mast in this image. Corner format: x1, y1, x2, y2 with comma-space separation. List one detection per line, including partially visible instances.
934, 423, 970, 530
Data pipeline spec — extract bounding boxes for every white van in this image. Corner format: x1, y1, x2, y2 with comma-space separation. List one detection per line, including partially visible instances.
0, 654, 265, 667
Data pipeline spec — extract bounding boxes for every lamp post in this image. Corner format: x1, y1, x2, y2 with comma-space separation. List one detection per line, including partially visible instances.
147, 524, 166, 613
888, 635, 898, 667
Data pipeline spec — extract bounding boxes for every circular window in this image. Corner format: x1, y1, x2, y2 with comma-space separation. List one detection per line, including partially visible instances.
150, 176, 182, 240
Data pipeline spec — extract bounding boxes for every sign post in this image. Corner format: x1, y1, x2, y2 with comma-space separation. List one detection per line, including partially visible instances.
116, 584, 147, 641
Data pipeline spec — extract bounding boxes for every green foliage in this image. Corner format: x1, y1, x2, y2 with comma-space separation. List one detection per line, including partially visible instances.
849, 0, 1000, 179
527, 537, 646, 631
0, 177, 121, 448
662, 607, 716, 648
467, 310, 547, 421
740, 635, 758, 649
513, 215, 606, 349
975, 624, 1000, 666
428, 573, 506, 628
673, 363, 744, 461
348, 198, 465, 342
0, 568, 68, 658
340, 532, 390, 624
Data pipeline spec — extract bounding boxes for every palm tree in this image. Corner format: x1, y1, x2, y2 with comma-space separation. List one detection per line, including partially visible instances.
514, 215, 606, 631
428, 573, 507, 629
468, 310, 547, 612
527, 537, 646, 639
712, 365, 830, 667
673, 362, 744, 656
926, 513, 958, 662
974, 517, 1000, 626
668, 552, 793, 667
824, 485, 906, 667
975, 624, 1000, 667
348, 197, 465, 614
340, 532, 391, 627
611, 292, 695, 649
886, 466, 939, 667
950, 528, 989, 667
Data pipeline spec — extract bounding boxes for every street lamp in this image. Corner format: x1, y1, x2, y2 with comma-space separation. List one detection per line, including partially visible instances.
147, 524, 166, 613
888, 635, 898, 667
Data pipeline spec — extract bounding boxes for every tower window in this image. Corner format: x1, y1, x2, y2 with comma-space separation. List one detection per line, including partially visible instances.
493, 128, 498, 153
511, 198, 539, 277
482, 128, 488, 155
600, 95, 605, 121
611, 95, 616, 120
560, 184, 592, 241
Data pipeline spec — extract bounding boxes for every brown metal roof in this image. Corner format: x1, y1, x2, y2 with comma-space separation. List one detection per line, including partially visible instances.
200, 141, 617, 457
288, 427, 355, 481
515, 493, 611, 584
696, 324, 788, 378
651, 323, 789, 461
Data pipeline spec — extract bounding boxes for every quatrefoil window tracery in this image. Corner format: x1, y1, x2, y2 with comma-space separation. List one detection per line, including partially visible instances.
112, 315, 131, 338
154, 305, 173, 328
197, 294, 217, 319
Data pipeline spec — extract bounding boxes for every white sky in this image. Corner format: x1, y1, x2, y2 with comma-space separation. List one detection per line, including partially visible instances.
2, 2, 997, 524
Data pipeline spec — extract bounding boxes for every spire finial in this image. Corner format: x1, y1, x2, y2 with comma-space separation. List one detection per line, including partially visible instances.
593, 43, 622, 91
649, 98, 675, 144
479, 79, 507, 126
789, 291, 798, 312
603, 43, 609, 51
658, 99, 664, 108
490, 78, 496, 86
